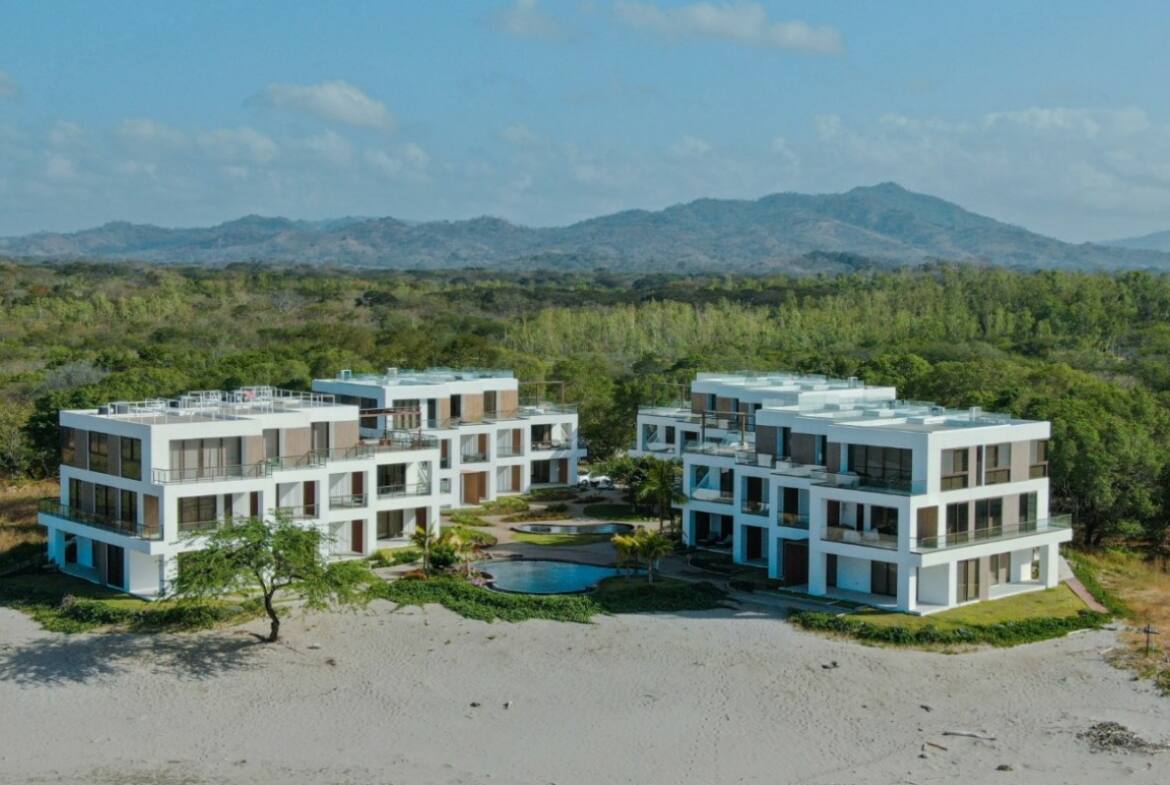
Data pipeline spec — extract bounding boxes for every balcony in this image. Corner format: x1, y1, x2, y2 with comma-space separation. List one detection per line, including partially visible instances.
496, 445, 523, 458
329, 494, 368, 509
912, 515, 1072, 553
530, 440, 572, 452
324, 444, 375, 461
373, 434, 439, 453
814, 472, 925, 496
39, 501, 162, 540
689, 486, 734, 505
822, 525, 899, 550
684, 442, 744, 459
152, 462, 271, 484
273, 504, 318, 520
740, 498, 769, 516
460, 451, 489, 464
377, 482, 431, 498
1029, 463, 1049, 479
178, 517, 233, 535
268, 452, 327, 471
777, 511, 810, 529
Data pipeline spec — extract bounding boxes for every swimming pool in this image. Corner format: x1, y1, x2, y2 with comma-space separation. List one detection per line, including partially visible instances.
511, 522, 634, 535
474, 559, 630, 594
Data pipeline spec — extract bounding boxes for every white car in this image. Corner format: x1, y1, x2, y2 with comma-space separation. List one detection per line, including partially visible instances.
577, 473, 614, 490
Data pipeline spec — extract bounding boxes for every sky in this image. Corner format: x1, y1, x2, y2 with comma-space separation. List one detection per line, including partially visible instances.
1, 0, 1169, 241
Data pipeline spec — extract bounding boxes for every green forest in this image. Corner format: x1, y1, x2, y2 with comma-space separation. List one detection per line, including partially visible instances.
3, 259, 1170, 550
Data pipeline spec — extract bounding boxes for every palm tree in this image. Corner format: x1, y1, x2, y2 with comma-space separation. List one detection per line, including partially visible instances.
411, 526, 439, 575
611, 532, 641, 575
612, 528, 674, 584
636, 459, 685, 533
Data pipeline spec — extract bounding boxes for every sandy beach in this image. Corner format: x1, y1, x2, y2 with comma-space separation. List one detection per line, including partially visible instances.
1, 598, 1167, 785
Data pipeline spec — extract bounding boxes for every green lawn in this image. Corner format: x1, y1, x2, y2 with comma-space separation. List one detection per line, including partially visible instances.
791, 584, 1108, 647
844, 584, 1086, 630
582, 503, 657, 523
371, 574, 725, 623
0, 571, 261, 633
510, 531, 613, 547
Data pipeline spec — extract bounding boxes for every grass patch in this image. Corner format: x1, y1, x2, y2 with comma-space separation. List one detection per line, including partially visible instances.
0, 479, 57, 572
370, 574, 726, 623
370, 547, 422, 568
525, 487, 579, 502
0, 570, 260, 633
448, 510, 491, 527
582, 503, 656, 522
1068, 548, 1170, 694
479, 496, 530, 514
443, 525, 498, 547
792, 585, 1107, 647
511, 531, 612, 547
501, 509, 573, 523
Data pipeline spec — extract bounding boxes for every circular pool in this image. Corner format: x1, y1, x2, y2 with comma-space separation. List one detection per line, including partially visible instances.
474, 559, 631, 594
511, 522, 635, 535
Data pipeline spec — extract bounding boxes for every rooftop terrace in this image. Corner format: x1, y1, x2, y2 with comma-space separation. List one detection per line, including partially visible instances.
88, 387, 342, 424
320, 367, 515, 387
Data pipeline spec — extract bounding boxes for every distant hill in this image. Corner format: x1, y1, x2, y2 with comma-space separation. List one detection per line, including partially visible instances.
1105, 229, 1170, 254
4, 183, 1169, 272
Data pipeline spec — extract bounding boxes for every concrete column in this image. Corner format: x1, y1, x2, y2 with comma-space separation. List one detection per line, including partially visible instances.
682, 510, 695, 547
732, 519, 747, 565
897, 563, 918, 613
767, 533, 781, 580
808, 548, 827, 595
1038, 543, 1059, 588
1010, 547, 1033, 583
978, 557, 992, 600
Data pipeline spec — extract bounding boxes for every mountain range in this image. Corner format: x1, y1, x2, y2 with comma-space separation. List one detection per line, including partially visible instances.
4, 183, 1169, 272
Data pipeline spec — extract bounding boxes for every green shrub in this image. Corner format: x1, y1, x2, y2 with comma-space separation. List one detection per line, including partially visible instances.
545, 502, 569, 513
371, 547, 422, 567
429, 543, 460, 570
480, 496, 530, 513
445, 526, 497, 547
526, 487, 578, 502
790, 609, 1109, 647
449, 511, 491, 527
501, 509, 573, 523
58, 595, 133, 625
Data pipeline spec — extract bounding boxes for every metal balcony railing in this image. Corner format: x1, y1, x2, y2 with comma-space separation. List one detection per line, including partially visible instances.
460, 451, 489, 463
912, 515, 1071, 552
39, 501, 163, 540
740, 498, 769, 516
152, 462, 271, 484
329, 494, 368, 509
373, 434, 439, 452
822, 525, 899, 550
272, 504, 319, 520
777, 511, 810, 529
377, 482, 431, 498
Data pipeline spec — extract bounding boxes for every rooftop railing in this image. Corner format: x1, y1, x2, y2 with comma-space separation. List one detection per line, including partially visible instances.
39, 501, 163, 540
822, 525, 899, 550
912, 515, 1072, 552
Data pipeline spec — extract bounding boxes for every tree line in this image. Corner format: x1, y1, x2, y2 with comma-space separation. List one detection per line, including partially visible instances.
2, 259, 1169, 550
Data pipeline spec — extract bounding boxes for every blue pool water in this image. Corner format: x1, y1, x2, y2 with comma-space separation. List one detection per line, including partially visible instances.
511, 522, 634, 535
474, 559, 629, 594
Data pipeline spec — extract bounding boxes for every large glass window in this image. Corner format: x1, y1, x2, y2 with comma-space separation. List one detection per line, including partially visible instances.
870, 561, 898, 596
94, 484, 116, 517
179, 495, 218, 531
870, 505, 899, 536
1029, 439, 1049, 478
985, 443, 1011, 484
89, 432, 109, 474
848, 444, 913, 488
1019, 492, 1038, 525
975, 497, 1004, 532
940, 448, 969, 490
946, 502, 969, 535
120, 437, 141, 480
61, 427, 81, 467
119, 489, 137, 524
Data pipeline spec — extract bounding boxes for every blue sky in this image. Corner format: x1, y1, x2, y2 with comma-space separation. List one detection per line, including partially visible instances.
1, 0, 1169, 240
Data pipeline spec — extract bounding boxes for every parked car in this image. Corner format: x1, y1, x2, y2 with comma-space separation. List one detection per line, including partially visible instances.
577, 473, 614, 490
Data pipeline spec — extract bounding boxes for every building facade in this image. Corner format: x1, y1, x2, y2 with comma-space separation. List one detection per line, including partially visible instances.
312, 368, 583, 507
632, 372, 1072, 614
38, 369, 582, 599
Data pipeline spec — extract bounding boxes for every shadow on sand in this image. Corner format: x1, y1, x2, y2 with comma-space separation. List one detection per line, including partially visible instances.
0, 631, 264, 686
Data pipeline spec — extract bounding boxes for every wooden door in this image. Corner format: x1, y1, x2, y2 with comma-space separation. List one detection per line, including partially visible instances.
512, 429, 522, 453
782, 540, 808, 585
105, 544, 125, 590
557, 458, 568, 483
351, 520, 364, 554
416, 507, 428, 533
511, 464, 521, 491
462, 473, 483, 505
303, 482, 316, 516
352, 471, 364, 496
826, 554, 838, 588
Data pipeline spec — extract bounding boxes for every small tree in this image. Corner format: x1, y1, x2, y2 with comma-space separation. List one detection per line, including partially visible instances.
636, 459, 685, 533
411, 526, 439, 575
172, 516, 371, 643
612, 528, 674, 584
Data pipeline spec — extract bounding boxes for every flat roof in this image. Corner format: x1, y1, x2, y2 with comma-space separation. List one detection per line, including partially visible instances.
316, 367, 515, 388
70, 387, 349, 425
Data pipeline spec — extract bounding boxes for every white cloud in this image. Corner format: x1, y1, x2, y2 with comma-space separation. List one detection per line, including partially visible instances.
494, 0, 563, 40
301, 130, 353, 166
670, 134, 711, 157
770, 135, 799, 168
197, 127, 278, 163
0, 70, 19, 99
44, 154, 76, 180
252, 80, 395, 131
365, 143, 430, 179
614, 2, 843, 54
501, 122, 541, 146
49, 121, 85, 147
118, 117, 187, 147
401, 142, 430, 169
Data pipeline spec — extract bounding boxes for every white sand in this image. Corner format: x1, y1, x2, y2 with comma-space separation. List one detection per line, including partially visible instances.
1, 600, 1167, 785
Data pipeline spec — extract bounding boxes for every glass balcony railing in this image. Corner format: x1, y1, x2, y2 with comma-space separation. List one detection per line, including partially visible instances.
329, 494, 368, 509
39, 501, 163, 540
377, 482, 432, 498
460, 451, 489, 463
372, 434, 439, 452
530, 440, 573, 451
912, 515, 1072, 552
822, 525, 899, 550
740, 499, 769, 516
273, 504, 319, 520
689, 486, 735, 504
814, 472, 926, 496
496, 445, 523, 458
324, 444, 375, 461
152, 462, 271, 484
776, 511, 810, 529
178, 517, 233, 535
269, 452, 327, 471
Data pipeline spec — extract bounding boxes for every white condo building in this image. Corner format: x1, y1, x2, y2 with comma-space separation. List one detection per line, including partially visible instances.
632, 372, 1073, 614
38, 369, 582, 599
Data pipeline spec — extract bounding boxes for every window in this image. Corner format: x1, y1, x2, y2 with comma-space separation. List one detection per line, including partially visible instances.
119, 489, 137, 524
870, 561, 898, 597
120, 437, 141, 480
941, 448, 969, 490
847, 444, 913, 489
89, 432, 109, 474
777, 427, 791, 458
450, 395, 462, 419
985, 443, 1011, 484
665, 426, 676, 445
870, 505, 899, 536
68, 478, 82, 508
440, 478, 450, 494
946, 502, 969, 536
1019, 492, 1038, 526
61, 427, 82, 467
94, 484, 116, 517
1029, 439, 1049, 478
975, 497, 1003, 533
179, 495, 218, 531
706, 393, 716, 411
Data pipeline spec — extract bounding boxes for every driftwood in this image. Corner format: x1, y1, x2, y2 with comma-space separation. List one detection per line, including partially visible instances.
924, 741, 949, 751
942, 731, 997, 741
